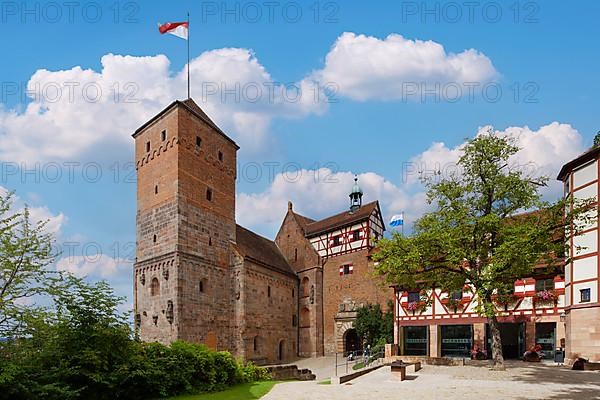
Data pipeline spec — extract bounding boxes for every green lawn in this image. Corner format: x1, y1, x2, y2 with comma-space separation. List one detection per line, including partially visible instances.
168, 381, 278, 400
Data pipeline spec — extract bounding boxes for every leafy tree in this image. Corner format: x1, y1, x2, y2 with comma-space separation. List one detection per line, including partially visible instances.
374, 133, 589, 369
355, 301, 394, 350
0, 191, 59, 337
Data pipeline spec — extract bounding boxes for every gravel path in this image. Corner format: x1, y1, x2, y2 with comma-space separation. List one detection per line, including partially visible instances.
263, 363, 600, 400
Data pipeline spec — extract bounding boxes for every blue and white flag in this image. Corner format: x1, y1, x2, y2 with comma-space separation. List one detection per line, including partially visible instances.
389, 213, 404, 227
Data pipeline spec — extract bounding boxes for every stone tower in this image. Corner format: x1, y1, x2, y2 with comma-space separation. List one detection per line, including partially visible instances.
133, 99, 239, 350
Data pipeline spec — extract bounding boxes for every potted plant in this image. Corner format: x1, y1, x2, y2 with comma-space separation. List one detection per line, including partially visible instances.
445, 298, 463, 312
534, 289, 558, 306
406, 300, 428, 315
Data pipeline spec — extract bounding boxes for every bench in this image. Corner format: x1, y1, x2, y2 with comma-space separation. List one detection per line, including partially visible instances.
390, 360, 422, 381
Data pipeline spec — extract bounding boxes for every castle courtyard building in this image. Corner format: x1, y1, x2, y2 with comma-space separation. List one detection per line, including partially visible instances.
558, 146, 600, 363
133, 99, 392, 363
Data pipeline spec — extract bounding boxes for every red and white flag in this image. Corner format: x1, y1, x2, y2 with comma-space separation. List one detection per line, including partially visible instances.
158, 21, 189, 40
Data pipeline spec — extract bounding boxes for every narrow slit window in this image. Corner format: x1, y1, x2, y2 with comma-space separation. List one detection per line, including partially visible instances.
196, 136, 202, 147
161, 130, 166, 141
146, 141, 150, 152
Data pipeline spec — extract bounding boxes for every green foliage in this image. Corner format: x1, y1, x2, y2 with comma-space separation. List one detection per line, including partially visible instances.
0, 190, 269, 399
167, 381, 278, 400
373, 133, 593, 365
354, 300, 393, 350
594, 131, 600, 147
0, 191, 60, 337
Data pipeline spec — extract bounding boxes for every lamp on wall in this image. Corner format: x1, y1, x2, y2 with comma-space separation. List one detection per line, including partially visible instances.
559, 312, 567, 322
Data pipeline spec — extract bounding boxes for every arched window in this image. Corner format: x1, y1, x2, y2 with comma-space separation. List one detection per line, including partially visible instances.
151, 277, 160, 296
300, 307, 310, 328
302, 277, 310, 297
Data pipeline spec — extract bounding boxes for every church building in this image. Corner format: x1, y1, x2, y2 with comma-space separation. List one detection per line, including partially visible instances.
132, 98, 391, 364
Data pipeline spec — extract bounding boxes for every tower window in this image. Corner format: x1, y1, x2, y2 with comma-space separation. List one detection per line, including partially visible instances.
206, 188, 213, 201
292, 288, 295, 298
268, 286, 271, 297
146, 141, 150, 152
196, 136, 202, 147
155, 185, 158, 195
161, 130, 166, 141
253, 336, 258, 352
294, 248, 298, 262
153, 234, 157, 243
209, 237, 212, 246
199, 280, 205, 293
218, 151, 223, 161
581, 288, 591, 303
292, 315, 297, 327
151, 278, 160, 296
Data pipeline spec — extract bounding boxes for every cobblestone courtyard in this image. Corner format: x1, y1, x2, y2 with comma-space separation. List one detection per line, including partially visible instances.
264, 361, 600, 400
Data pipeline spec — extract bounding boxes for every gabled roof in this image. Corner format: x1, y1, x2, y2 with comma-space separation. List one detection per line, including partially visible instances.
132, 98, 239, 149
304, 201, 381, 237
557, 145, 600, 181
292, 212, 316, 232
235, 224, 296, 277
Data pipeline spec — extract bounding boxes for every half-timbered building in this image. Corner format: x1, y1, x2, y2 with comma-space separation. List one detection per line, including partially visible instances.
393, 274, 566, 360
558, 145, 600, 363
276, 177, 392, 355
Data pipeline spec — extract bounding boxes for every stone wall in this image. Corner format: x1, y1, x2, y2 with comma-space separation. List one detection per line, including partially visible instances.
134, 253, 179, 343
566, 306, 600, 362
134, 102, 238, 348
275, 207, 324, 357
242, 260, 298, 364
323, 249, 393, 354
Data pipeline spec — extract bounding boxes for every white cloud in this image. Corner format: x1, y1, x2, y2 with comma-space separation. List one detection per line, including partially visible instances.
237, 122, 585, 237
56, 253, 131, 279
309, 32, 498, 101
0, 33, 499, 163
237, 169, 428, 237
407, 122, 585, 197
0, 185, 65, 235
0, 50, 326, 164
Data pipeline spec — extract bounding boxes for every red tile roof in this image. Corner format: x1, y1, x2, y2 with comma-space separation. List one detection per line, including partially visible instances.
235, 224, 296, 277
304, 201, 380, 237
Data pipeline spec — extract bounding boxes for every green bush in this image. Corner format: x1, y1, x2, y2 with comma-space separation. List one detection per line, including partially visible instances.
0, 278, 270, 400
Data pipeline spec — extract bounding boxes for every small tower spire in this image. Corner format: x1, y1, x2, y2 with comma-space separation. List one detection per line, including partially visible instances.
349, 175, 363, 213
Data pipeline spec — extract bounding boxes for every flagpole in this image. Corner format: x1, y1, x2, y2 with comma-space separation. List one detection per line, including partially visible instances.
187, 11, 190, 99
401, 211, 404, 236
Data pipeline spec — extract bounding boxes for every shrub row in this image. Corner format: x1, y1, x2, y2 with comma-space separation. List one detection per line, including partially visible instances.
0, 339, 270, 400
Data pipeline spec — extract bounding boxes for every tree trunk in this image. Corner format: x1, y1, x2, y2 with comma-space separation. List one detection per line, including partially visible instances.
488, 314, 505, 370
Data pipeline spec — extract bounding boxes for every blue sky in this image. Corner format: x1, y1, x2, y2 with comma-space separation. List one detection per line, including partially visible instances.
1, 0, 599, 306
